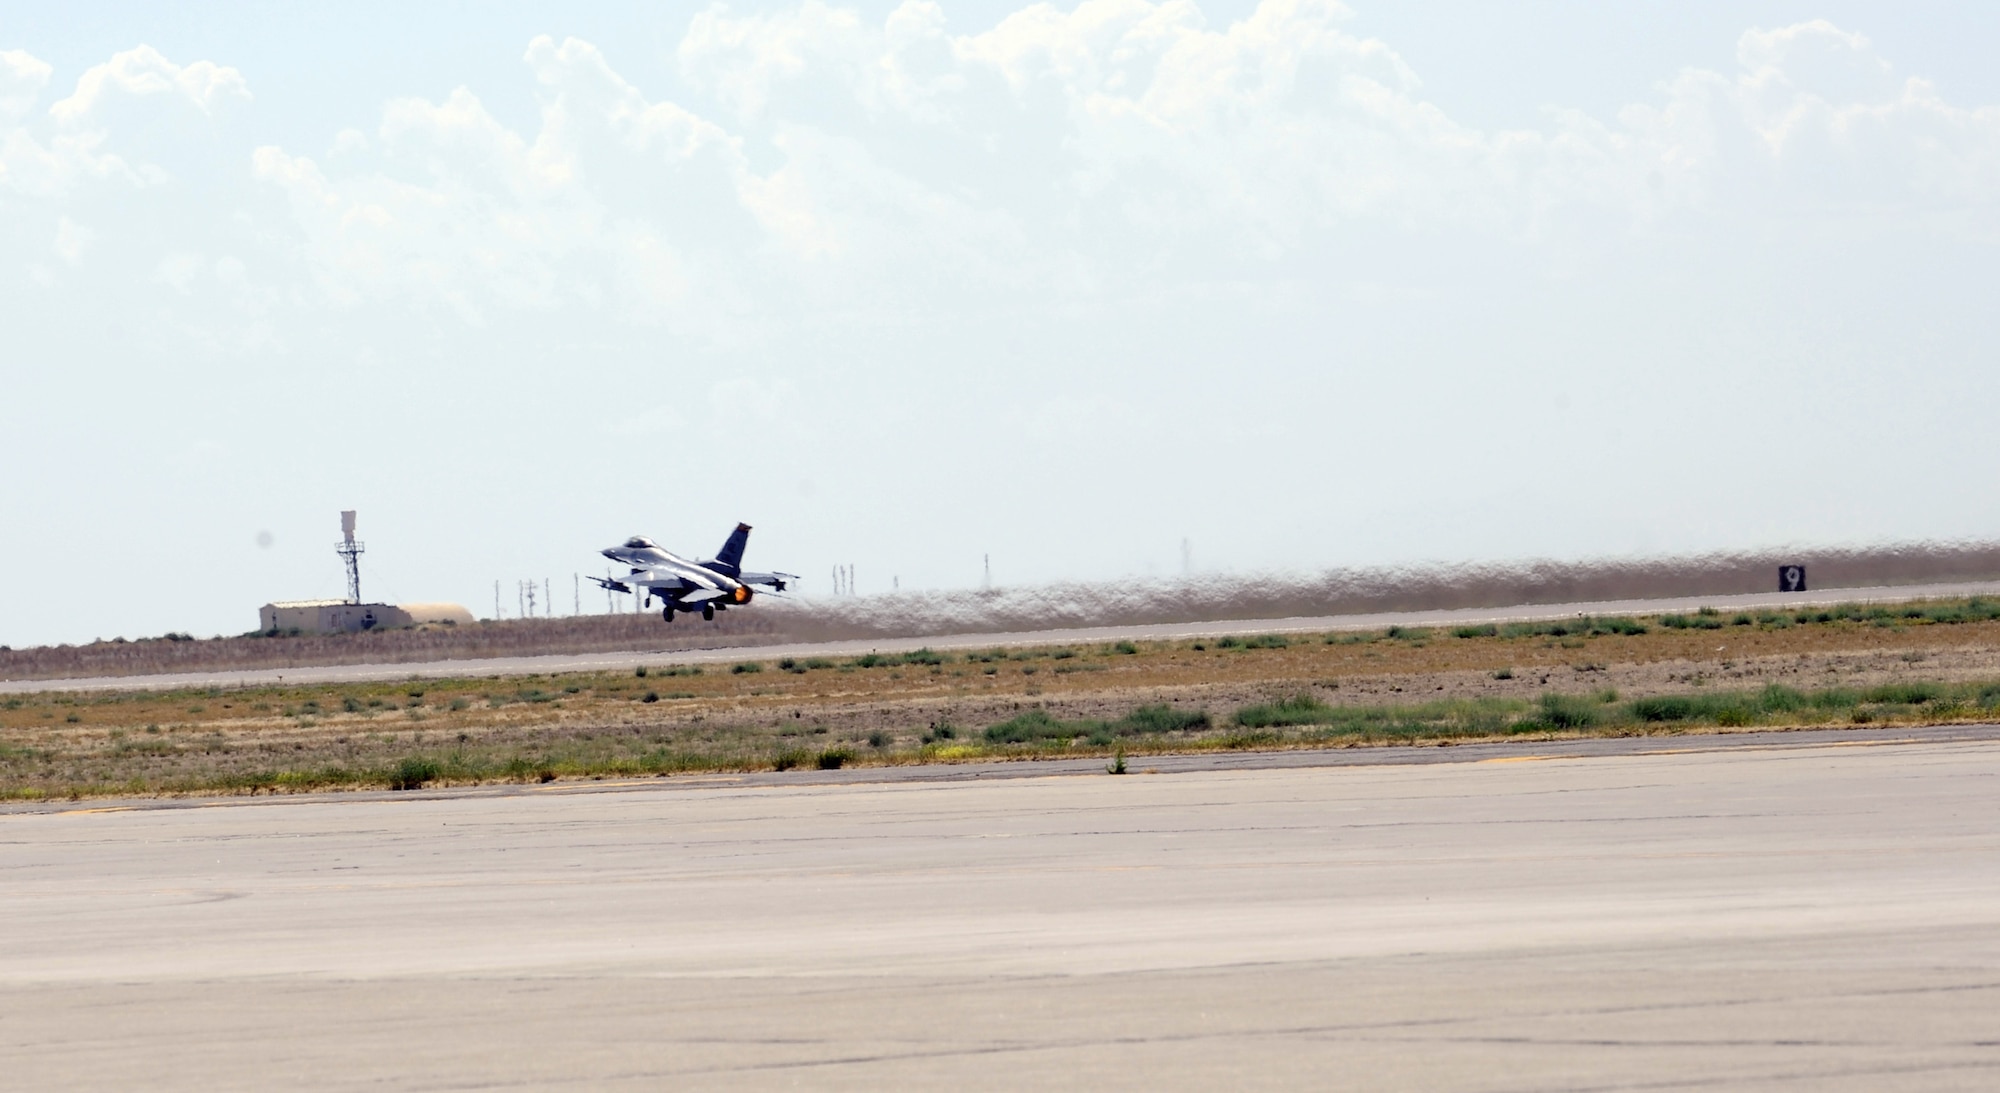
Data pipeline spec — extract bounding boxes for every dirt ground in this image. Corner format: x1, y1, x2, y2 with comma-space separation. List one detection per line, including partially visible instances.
8, 608, 2000, 797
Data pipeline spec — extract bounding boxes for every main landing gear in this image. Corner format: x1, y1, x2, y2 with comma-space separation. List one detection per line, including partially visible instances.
702, 603, 716, 621
663, 606, 674, 622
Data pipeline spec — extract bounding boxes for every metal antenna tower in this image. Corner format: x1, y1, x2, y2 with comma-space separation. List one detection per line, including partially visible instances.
335, 510, 365, 604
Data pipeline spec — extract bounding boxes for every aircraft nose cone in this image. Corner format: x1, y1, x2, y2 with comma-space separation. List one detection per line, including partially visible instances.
601, 548, 619, 560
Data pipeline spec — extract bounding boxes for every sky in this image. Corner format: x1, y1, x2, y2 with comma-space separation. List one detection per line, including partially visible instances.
3, 0, 1998, 646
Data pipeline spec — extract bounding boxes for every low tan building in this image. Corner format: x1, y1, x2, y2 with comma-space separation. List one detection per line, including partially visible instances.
259, 601, 475, 635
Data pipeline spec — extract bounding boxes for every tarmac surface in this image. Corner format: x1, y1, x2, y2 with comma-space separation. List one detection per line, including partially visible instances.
5, 727, 2000, 1089
10, 579, 2000, 694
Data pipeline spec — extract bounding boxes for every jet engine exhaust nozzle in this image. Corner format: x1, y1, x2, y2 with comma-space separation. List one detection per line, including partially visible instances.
733, 586, 753, 605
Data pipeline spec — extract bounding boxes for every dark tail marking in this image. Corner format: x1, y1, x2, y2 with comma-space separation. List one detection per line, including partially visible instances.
711, 523, 751, 577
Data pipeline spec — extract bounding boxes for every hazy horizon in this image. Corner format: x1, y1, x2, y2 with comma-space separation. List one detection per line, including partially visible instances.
6, 1, 1999, 646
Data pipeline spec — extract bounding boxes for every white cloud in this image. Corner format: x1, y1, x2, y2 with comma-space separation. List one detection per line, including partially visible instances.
328, 127, 369, 157
252, 37, 761, 327
0, 49, 52, 121
152, 251, 204, 293
679, 0, 872, 120
11, 8, 1997, 325
215, 4, 2000, 336
665, 2, 2000, 262
1617, 26, 2000, 221
51, 215, 93, 264
1736, 20, 1895, 104
48, 45, 249, 125
1, 46, 250, 198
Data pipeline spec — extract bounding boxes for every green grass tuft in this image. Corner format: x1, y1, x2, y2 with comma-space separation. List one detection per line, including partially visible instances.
1112, 705, 1211, 734
1534, 692, 1597, 730
388, 756, 439, 791
1234, 694, 1334, 728
984, 710, 1102, 744
1863, 682, 1942, 705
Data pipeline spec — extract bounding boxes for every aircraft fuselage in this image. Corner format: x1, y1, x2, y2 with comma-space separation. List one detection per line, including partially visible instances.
591, 525, 791, 622
598, 535, 753, 619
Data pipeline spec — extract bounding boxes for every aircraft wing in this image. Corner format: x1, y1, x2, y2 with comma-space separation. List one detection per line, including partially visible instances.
739, 570, 798, 592
631, 563, 721, 591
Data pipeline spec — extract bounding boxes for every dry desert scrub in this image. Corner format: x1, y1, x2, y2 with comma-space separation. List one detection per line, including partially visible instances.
10, 598, 2000, 799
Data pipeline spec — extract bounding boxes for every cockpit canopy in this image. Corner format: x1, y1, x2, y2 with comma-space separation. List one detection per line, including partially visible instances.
623, 536, 659, 550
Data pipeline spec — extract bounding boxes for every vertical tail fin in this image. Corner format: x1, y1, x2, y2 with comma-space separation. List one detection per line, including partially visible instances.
711, 523, 751, 577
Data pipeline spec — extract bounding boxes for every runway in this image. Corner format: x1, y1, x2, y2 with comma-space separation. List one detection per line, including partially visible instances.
10, 578, 2000, 694
5, 730, 1999, 1089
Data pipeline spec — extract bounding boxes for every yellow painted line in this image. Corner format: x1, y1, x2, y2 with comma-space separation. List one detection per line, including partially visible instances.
55, 806, 135, 815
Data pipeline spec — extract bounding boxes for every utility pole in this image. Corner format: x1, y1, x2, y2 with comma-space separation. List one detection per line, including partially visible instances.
573, 573, 579, 617
983, 554, 990, 590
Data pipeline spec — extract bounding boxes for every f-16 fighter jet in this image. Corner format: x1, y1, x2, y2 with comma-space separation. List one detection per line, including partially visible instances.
588, 523, 797, 622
